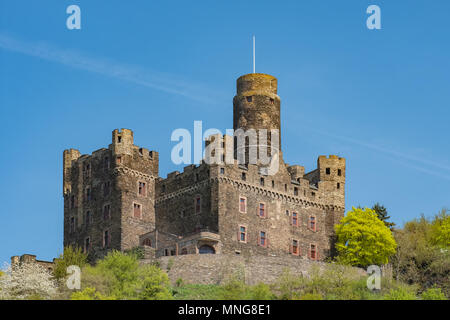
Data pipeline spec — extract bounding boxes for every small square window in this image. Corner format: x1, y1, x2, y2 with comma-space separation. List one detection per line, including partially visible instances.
246, 96, 252, 102
326, 168, 331, 175
138, 181, 146, 196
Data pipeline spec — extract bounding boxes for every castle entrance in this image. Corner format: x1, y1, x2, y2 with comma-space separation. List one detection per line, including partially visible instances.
199, 245, 215, 254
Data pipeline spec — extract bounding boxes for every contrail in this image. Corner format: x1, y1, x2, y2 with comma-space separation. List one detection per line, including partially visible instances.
0, 33, 225, 105
289, 125, 450, 181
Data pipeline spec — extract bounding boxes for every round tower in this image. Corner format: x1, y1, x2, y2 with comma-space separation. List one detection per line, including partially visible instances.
233, 73, 281, 164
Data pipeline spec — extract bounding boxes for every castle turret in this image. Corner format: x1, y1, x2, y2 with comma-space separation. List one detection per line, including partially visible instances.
111, 128, 134, 156
63, 148, 81, 195
233, 73, 281, 164
318, 155, 346, 206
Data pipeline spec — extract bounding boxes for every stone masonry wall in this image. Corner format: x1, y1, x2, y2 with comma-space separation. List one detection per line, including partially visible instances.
144, 254, 348, 286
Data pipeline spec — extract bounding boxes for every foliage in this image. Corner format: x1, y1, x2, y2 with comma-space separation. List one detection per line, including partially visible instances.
124, 246, 145, 260
53, 246, 87, 280
175, 278, 184, 287
420, 287, 447, 300
371, 203, 395, 230
172, 284, 223, 300
299, 292, 323, 300
71, 287, 114, 300
382, 286, 417, 300
78, 250, 173, 300
391, 209, 450, 297
0, 263, 58, 300
335, 207, 397, 267
430, 209, 450, 248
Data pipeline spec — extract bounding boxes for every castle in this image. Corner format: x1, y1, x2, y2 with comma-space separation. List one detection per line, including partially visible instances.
63, 73, 346, 262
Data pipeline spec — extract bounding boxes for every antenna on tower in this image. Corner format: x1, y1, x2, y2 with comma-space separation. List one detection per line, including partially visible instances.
253, 35, 256, 73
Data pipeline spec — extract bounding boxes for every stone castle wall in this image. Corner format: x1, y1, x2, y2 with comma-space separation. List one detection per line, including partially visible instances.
144, 254, 349, 286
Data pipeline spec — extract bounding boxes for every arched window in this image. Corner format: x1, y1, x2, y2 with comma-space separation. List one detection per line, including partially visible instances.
143, 238, 152, 247
199, 245, 215, 254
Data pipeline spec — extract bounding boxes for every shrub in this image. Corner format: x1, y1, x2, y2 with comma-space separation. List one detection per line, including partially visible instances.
383, 287, 417, 300
78, 250, 173, 300
421, 287, 447, 300
53, 246, 87, 280
71, 287, 114, 300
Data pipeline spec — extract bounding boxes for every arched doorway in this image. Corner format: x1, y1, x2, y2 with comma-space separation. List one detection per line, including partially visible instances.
199, 245, 215, 254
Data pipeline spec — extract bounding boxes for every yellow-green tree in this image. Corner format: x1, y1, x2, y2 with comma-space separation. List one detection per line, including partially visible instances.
335, 207, 397, 267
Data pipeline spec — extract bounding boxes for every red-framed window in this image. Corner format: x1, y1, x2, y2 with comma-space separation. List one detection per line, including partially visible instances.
259, 231, 267, 247
239, 226, 247, 243
239, 197, 246, 213
291, 239, 299, 255
259, 203, 266, 218
292, 212, 298, 226
133, 203, 142, 218
138, 181, 146, 196
309, 216, 316, 231
310, 244, 317, 260
195, 196, 201, 213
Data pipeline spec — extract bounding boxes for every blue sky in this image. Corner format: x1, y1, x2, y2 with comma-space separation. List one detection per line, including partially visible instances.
1, 1, 449, 265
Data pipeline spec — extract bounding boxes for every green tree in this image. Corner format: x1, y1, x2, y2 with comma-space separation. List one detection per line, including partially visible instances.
421, 287, 447, 300
53, 246, 87, 280
430, 209, 450, 248
371, 203, 395, 230
391, 210, 450, 297
335, 207, 397, 267
80, 250, 173, 300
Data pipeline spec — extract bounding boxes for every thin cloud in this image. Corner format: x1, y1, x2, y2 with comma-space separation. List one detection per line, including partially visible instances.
290, 125, 450, 181
0, 33, 225, 105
